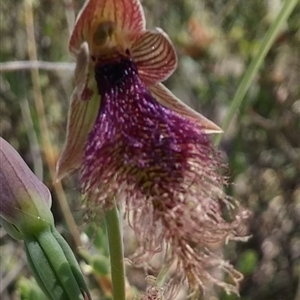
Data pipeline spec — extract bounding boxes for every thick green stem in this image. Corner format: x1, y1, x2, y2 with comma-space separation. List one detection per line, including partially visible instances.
105, 204, 126, 300
214, 0, 298, 146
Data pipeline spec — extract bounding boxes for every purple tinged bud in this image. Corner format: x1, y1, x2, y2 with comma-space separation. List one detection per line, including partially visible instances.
0, 137, 53, 237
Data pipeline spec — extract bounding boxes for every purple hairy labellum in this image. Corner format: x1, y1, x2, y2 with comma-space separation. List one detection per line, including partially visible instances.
79, 58, 250, 295
81, 58, 216, 210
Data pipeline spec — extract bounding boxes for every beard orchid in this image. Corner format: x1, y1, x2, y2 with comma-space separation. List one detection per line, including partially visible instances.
56, 0, 250, 296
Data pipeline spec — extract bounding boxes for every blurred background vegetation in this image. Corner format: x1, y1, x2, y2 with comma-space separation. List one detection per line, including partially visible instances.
0, 0, 299, 299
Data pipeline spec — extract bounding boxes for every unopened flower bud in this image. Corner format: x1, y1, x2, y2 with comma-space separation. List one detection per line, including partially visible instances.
0, 137, 53, 237
0, 138, 91, 300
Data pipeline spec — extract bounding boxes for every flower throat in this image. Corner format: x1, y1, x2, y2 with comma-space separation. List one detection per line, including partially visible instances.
94, 58, 142, 96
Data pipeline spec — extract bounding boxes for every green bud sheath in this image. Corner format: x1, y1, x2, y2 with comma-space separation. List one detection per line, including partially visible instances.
52, 227, 92, 300
24, 226, 90, 300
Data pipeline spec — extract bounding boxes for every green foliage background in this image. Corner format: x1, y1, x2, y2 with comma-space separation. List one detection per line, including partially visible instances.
0, 0, 299, 299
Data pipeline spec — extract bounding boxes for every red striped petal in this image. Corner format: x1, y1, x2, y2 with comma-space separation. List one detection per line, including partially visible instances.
70, 0, 145, 54
56, 89, 100, 181
149, 83, 223, 134
132, 29, 177, 85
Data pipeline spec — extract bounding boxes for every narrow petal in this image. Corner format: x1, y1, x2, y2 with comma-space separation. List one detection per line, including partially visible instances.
56, 89, 100, 181
149, 83, 222, 134
70, 0, 145, 54
73, 42, 96, 101
132, 29, 177, 85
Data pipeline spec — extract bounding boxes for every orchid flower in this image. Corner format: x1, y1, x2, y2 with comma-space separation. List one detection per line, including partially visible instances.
56, 0, 249, 296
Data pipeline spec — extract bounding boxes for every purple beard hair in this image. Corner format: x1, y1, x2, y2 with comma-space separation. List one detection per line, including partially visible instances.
81, 57, 220, 213
80, 58, 249, 295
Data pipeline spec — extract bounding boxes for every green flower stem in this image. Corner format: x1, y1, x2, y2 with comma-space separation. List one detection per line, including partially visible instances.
214, 0, 298, 146
105, 204, 126, 300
